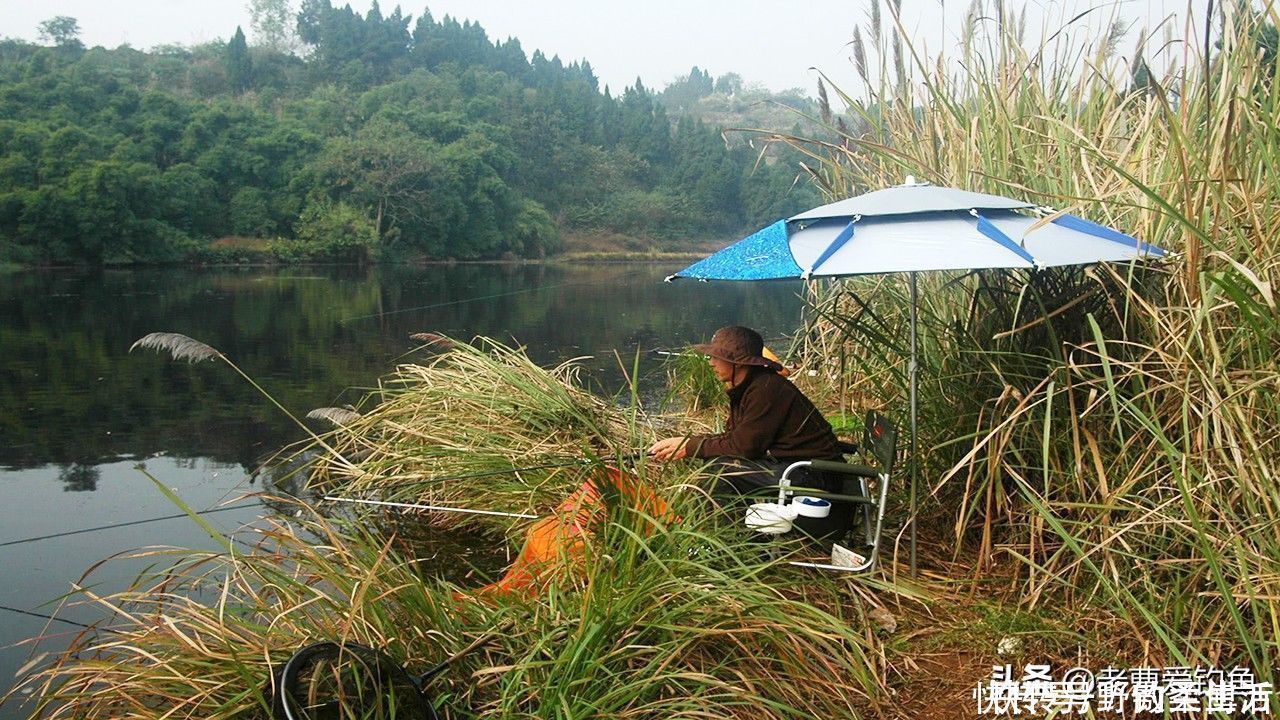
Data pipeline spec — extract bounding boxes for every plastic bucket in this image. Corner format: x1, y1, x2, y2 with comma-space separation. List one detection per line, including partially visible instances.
744, 502, 797, 534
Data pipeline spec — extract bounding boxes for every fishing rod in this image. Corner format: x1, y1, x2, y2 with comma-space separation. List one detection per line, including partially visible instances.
369, 456, 642, 492
324, 497, 538, 520
0, 603, 96, 630
323, 452, 649, 519
0, 501, 262, 549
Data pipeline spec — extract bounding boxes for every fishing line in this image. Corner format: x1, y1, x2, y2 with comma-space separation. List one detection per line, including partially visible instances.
0, 603, 97, 630
0, 506, 294, 639
337, 279, 589, 325
0, 501, 262, 548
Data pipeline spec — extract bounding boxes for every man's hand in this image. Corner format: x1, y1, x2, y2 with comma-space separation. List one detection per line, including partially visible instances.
648, 436, 690, 461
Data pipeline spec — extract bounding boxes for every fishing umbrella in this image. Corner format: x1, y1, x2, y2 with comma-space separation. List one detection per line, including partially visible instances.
667, 178, 1166, 574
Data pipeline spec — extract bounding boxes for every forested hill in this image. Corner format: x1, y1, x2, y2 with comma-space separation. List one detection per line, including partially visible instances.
0, 4, 823, 265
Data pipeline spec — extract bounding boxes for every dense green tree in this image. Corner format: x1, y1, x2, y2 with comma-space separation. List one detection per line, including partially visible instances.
412, 13, 492, 71
297, 0, 410, 82
287, 198, 376, 261
0, 121, 46, 188
492, 38, 529, 79
740, 153, 822, 228
229, 186, 274, 236
225, 27, 254, 92
301, 117, 438, 249
136, 92, 189, 168
58, 160, 190, 262
37, 16, 82, 49
40, 126, 106, 181
157, 163, 221, 236
662, 66, 714, 111
714, 72, 742, 96
511, 198, 558, 257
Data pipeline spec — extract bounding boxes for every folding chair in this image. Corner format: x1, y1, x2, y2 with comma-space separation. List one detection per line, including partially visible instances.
770, 410, 898, 572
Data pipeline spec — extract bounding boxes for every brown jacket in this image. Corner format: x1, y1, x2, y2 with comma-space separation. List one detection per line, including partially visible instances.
689, 368, 842, 461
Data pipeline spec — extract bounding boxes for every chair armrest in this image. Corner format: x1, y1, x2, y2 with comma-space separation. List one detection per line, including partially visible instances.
743, 486, 878, 506
807, 459, 880, 478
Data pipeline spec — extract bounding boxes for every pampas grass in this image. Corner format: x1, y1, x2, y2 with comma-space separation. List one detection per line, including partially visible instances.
306, 406, 363, 426
130, 332, 221, 363
302, 336, 668, 531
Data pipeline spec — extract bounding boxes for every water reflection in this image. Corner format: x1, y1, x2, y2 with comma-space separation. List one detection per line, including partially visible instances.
0, 264, 805, 477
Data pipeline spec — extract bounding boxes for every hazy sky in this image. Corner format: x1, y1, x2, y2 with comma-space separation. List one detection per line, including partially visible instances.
0, 1, 1203, 95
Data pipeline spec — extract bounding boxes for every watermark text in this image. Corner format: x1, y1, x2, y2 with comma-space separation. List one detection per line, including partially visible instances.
974, 664, 1273, 716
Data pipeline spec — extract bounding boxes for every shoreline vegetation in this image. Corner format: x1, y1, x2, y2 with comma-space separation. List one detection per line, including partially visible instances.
4, 0, 1280, 718
7, 232, 728, 268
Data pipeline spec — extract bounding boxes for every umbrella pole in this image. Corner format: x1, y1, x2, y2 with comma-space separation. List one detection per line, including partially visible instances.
909, 272, 918, 577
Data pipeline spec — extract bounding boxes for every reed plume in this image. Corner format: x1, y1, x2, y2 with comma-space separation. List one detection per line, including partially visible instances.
851, 27, 869, 84
130, 332, 221, 363
409, 332, 455, 348
306, 407, 363, 426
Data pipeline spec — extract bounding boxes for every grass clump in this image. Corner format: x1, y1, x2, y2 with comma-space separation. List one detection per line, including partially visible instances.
305, 336, 643, 529
661, 349, 726, 413
9, 499, 886, 718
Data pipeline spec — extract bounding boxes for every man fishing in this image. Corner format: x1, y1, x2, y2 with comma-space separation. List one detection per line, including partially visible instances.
648, 325, 845, 500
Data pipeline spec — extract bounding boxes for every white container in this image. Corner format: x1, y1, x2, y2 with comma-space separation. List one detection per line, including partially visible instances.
744, 502, 797, 534
793, 496, 832, 518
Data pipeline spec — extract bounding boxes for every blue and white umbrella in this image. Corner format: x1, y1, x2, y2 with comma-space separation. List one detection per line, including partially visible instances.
667, 179, 1166, 573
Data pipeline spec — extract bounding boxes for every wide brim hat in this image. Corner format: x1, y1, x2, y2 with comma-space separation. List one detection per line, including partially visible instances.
693, 326, 783, 372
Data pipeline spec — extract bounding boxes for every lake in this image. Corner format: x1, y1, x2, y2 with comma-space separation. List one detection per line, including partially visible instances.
0, 263, 806, 716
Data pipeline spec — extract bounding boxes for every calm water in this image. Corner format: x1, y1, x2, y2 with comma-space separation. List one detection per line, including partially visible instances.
0, 263, 804, 715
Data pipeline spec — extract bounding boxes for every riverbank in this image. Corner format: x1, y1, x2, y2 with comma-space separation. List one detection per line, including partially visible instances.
5, 339, 893, 718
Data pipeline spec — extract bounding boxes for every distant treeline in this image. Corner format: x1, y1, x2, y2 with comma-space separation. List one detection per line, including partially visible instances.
0, 4, 822, 264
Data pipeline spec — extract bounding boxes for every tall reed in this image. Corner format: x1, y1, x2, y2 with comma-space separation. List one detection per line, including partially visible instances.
768, 0, 1279, 677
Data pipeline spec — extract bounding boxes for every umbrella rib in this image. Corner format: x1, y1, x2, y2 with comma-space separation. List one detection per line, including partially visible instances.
1051, 214, 1165, 256
804, 216, 860, 278
971, 210, 1037, 265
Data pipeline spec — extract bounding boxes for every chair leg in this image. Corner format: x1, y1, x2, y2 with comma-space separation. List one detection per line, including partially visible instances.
866, 472, 890, 570
858, 477, 874, 545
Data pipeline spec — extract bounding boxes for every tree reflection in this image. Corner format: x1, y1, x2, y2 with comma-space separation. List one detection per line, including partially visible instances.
57, 463, 100, 492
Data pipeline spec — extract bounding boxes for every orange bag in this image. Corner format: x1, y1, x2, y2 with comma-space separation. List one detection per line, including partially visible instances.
474, 467, 671, 597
